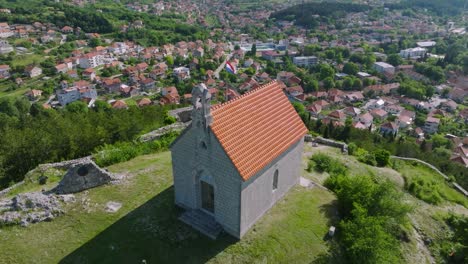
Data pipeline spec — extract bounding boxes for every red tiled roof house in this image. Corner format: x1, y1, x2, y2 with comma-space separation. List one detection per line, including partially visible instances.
170, 81, 308, 239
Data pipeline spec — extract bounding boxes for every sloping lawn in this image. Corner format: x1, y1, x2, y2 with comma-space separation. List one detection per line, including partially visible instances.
0, 151, 339, 264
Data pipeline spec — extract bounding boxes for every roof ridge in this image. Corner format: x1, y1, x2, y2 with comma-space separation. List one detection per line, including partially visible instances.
211, 80, 278, 111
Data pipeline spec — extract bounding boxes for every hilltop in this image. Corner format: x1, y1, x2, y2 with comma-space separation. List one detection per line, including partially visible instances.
0, 142, 466, 263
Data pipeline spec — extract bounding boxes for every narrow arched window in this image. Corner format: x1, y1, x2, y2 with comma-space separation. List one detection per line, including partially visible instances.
273, 169, 278, 191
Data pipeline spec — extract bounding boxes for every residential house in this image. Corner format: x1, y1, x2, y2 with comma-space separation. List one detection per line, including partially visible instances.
384, 104, 404, 115
373, 62, 395, 75
137, 98, 152, 107
357, 113, 374, 127
55, 63, 69, 74
276, 71, 301, 86
173, 67, 191, 81
171, 81, 307, 239
120, 85, 140, 97
56, 84, 97, 106
139, 78, 156, 91
0, 40, 13, 54
292, 56, 318, 67
328, 110, 346, 121
79, 52, 104, 69
193, 47, 205, 58
82, 68, 96, 81
61, 26, 74, 34
285, 85, 303, 97
380, 122, 398, 135
307, 104, 322, 116
370, 108, 388, 120
25, 89, 42, 101
111, 100, 128, 109
25, 65, 42, 78
225, 88, 240, 101
239, 78, 260, 91
399, 47, 426, 59
423, 116, 440, 134
344, 107, 361, 117
102, 78, 122, 93
0, 64, 10, 79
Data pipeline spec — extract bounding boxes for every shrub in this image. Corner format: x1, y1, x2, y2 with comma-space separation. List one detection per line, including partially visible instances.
347, 142, 357, 155
405, 175, 443, 204
329, 174, 411, 263
310, 153, 347, 176
373, 149, 390, 167
93, 132, 179, 167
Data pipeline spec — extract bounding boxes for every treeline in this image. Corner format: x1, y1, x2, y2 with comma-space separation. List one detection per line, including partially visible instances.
0, 1, 113, 33
0, 0, 207, 42
385, 0, 467, 17
0, 97, 172, 188
270, 2, 369, 28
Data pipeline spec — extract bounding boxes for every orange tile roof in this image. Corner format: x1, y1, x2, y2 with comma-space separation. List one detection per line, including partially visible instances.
210, 80, 308, 181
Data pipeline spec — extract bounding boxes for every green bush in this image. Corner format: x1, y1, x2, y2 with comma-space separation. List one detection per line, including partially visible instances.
327, 174, 411, 263
405, 175, 443, 204
373, 149, 390, 167
310, 153, 347, 176
93, 132, 179, 167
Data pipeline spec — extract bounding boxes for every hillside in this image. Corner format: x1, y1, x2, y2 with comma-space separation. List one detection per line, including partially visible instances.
270, 2, 369, 28
0, 143, 466, 263
0, 150, 340, 264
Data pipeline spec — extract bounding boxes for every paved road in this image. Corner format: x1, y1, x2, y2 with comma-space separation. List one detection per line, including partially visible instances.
213, 43, 234, 79
391, 156, 468, 196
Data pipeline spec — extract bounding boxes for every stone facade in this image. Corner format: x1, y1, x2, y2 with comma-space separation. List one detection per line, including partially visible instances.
171, 83, 305, 239
240, 139, 303, 237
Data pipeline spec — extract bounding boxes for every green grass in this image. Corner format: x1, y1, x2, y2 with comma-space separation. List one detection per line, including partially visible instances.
396, 160, 468, 207
0, 151, 340, 264
10, 54, 44, 68
3, 167, 64, 199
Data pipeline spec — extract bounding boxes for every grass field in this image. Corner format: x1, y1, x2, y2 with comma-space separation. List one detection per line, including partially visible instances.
396, 160, 468, 207
10, 54, 44, 68
0, 151, 340, 264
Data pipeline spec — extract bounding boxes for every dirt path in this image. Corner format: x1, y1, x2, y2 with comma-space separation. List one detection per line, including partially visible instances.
411, 224, 436, 264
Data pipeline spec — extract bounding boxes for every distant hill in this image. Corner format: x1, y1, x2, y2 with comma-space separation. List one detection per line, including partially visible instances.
270, 1, 369, 29
385, 0, 467, 17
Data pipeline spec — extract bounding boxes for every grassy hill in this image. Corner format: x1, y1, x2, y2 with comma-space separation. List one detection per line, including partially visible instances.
0, 151, 340, 264
0, 144, 466, 263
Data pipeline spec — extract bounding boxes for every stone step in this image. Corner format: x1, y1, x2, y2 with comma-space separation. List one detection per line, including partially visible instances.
179, 209, 223, 239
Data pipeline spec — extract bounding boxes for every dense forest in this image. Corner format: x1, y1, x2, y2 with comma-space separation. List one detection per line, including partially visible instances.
385, 0, 467, 17
270, 2, 369, 29
0, 97, 173, 188
0, 0, 206, 44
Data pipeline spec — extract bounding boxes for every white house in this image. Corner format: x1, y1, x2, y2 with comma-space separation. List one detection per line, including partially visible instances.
293, 56, 318, 67
399, 47, 427, 59
79, 52, 104, 69
373, 62, 395, 75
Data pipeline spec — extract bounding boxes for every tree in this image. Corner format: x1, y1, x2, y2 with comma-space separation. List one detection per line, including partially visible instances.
373, 149, 390, 167
249, 44, 257, 57
387, 54, 403, 66
65, 101, 89, 113
323, 77, 335, 90
343, 62, 359, 75
319, 64, 335, 80
165, 55, 174, 66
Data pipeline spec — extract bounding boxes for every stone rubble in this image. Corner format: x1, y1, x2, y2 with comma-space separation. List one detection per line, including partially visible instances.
105, 201, 122, 213
0, 192, 67, 227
